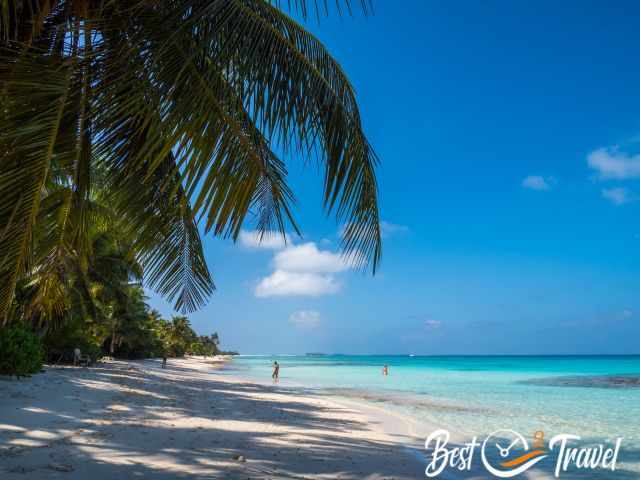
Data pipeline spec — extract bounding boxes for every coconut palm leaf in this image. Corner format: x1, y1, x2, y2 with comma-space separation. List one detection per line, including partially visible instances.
105, 152, 215, 314
267, 0, 373, 19
164, 0, 381, 267
0, 0, 53, 43
101, 0, 381, 267
6, 31, 96, 325
0, 0, 382, 324
0, 48, 74, 324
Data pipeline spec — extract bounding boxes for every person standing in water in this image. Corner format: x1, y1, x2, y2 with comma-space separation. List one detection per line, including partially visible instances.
383, 364, 389, 376
272, 361, 280, 382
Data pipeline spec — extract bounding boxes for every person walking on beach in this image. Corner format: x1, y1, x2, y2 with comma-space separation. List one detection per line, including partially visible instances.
272, 361, 280, 382
383, 364, 389, 376
162, 354, 167, 369
73, 347, 81, 366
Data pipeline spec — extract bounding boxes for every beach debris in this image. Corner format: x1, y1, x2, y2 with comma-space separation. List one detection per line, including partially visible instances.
48, 463, 74, 472
232, 454, 247, 462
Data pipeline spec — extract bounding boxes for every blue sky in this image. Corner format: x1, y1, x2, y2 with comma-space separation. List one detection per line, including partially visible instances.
149, 1, 640, 355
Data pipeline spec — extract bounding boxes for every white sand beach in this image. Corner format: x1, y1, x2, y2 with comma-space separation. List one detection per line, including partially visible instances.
0, 357, 428, 479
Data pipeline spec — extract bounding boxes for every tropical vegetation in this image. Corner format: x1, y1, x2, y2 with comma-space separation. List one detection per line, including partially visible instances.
0, 0, 379, 373
0, 323, 44, 377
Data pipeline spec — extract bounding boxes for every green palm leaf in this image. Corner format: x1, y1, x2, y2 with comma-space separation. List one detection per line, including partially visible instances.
179, 0, 381, 267
105, 152, 215, 314
0, 0, 382, 324
0, 48, 73, 324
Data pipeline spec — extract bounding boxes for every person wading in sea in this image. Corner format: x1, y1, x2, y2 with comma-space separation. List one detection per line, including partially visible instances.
272, 361, 280, 382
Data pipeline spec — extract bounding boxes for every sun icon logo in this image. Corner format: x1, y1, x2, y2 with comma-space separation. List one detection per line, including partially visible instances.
481, 429, 548, 478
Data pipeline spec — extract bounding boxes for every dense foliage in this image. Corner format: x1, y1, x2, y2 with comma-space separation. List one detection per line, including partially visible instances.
1, 176, 228, 372
0, 0, 382, 327
0, 1, 375, 372
0, 173, 224, 366
0, 323, 44, 377
43, 302, 224, 363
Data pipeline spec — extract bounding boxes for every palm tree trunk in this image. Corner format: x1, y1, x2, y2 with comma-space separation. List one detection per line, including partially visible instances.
110, 328, 117, 355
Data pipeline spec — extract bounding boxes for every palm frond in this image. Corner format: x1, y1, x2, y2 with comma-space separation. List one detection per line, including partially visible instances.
104, 152, 215, 313
94, 9, 300, 240
0, 0, 58, 44
267, 0, 373, 19
0, 47, 73, 323
171, 0, 382, 268
13, 31, 95, 325
100, 0, 381, 269
1, 0, 383, 326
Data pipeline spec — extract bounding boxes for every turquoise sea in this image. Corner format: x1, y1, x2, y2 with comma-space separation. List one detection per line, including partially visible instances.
224, 355, 640, 477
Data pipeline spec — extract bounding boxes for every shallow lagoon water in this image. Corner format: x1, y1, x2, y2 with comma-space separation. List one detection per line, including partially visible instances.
226, 355, 640, 477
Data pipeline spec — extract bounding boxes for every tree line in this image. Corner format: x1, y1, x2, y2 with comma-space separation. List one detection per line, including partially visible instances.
0, 173, 234, 377
0, 0, 379, 376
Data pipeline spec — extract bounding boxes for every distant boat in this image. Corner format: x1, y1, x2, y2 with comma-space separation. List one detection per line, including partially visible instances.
306, 352, 327, 357
409, 354, 416, 357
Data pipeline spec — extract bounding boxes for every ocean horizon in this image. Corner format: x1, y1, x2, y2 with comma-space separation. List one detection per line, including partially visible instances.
238, 353, 640, 357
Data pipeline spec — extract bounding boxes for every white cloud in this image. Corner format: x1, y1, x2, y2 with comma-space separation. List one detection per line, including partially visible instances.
239, 230, 291, 250
602, 187, 633, 205
273, 242, 350, 273
522, 175, 553, 191
289, 310, 321, 329
254, 241, 356, 298
425, 319, 441, 329
380, 221, 410, 238
588, 147, 640, 180
255, 270, 340, 297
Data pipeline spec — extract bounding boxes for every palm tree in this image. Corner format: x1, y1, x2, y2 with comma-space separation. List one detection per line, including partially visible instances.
0, 0, 382, 323
9, 163, 145, 326
88, 234, 147, 355
161, 315, 197, 357
102, 286, 150, 356
198, 333, 220, 356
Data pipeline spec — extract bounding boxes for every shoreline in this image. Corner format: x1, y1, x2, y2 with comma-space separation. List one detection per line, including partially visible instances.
221, 358, 640, 480
6, 355, 615, 479
0, 356, 427, 479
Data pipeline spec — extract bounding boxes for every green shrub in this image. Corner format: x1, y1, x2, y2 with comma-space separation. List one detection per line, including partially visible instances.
0, 324, 44, 378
